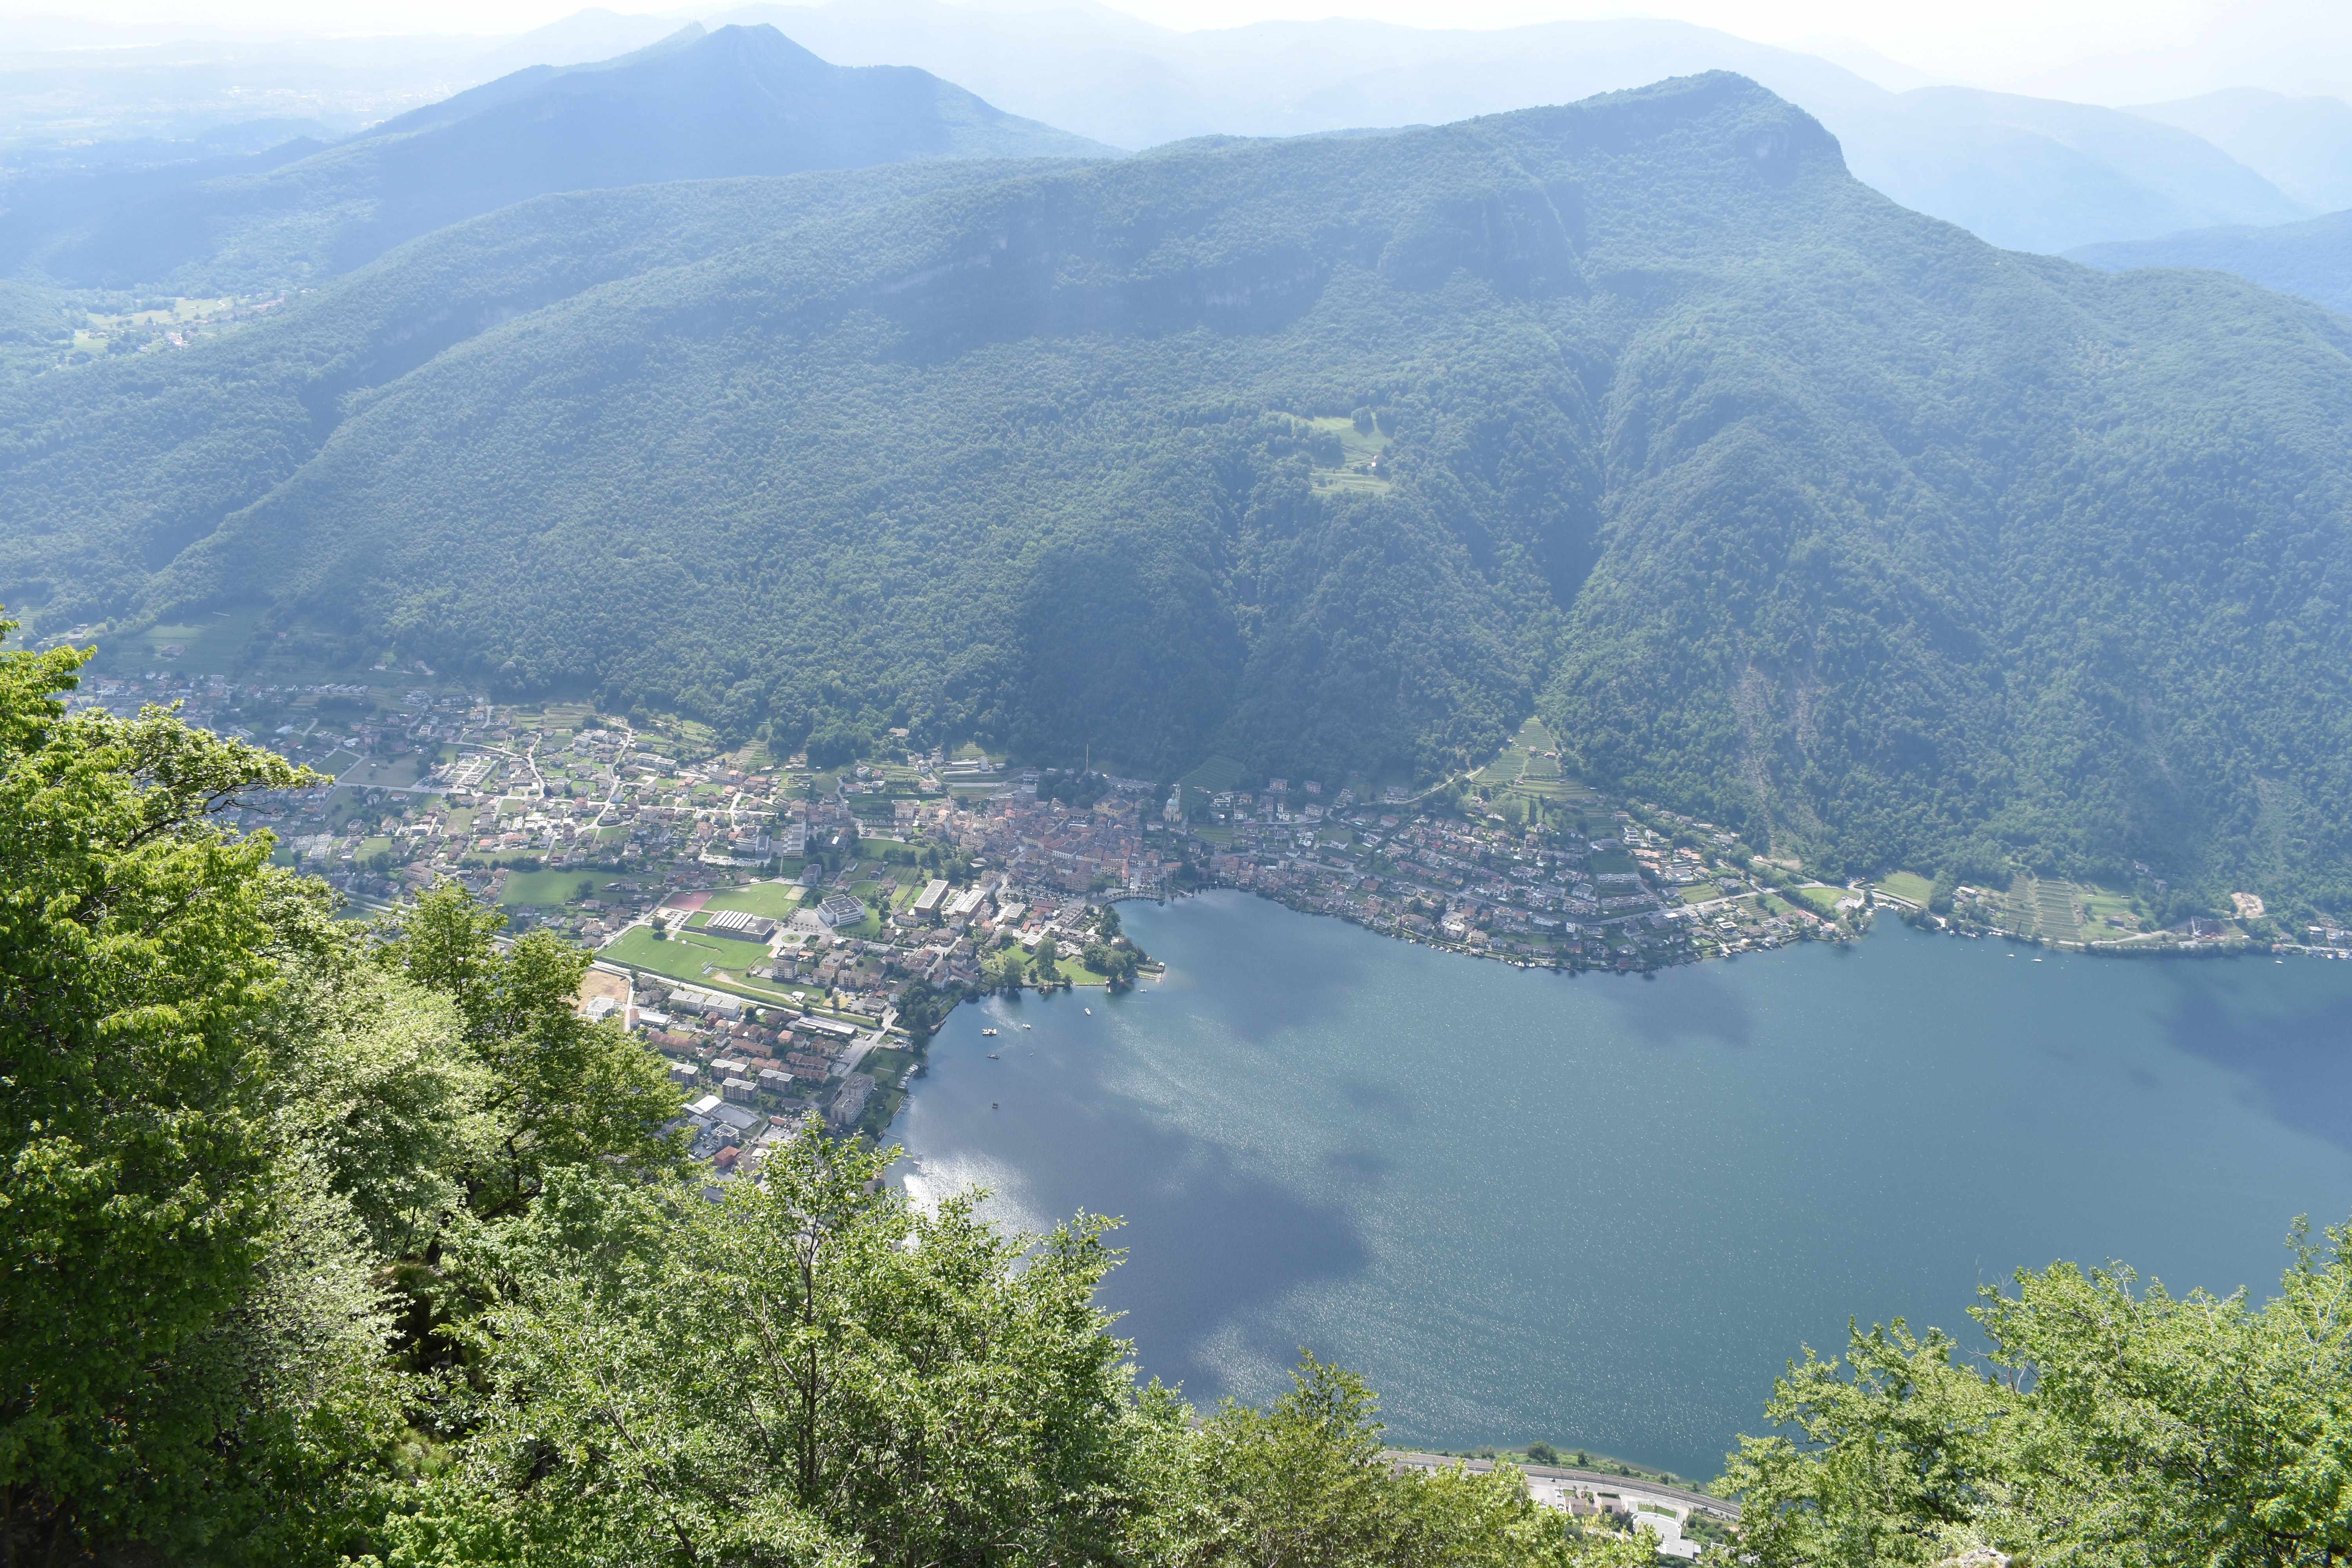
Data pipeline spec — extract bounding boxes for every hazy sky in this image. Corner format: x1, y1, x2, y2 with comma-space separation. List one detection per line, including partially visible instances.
11, 0, 2351, 97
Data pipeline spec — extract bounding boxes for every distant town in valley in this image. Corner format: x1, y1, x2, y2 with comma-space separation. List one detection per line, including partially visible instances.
60, 633, 2346, 1180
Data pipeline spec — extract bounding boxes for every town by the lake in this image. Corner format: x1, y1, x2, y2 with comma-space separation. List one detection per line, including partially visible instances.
66, 648, 2345, 1172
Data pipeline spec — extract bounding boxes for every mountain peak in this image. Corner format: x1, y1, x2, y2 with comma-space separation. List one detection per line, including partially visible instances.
2, 23, 1112, 292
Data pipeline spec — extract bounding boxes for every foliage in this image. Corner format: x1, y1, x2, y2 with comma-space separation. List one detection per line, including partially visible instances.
892, 975, 959, 1039
1134, 1354, 1657, 1568
1083, 938, 1142, 987
390, 1137, 1145, 1568
984, 941, 1029, 994
2073, 211, 2352, 319
1721, 1216, 2352, 1568
804, 719, 872, 769
0, 627, 698, 1562
375, 882, 687, 1220
1040, 769, 1112, 809
0, 623, 400, 1562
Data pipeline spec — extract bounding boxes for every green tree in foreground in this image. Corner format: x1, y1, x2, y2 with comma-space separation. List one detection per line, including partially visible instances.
1135, 1356, 1658, 1568
1722, 1218, 2352, 1568
389, 1135, 1143, 1568
21, 624, 2352, 1568
391, 1147, 1655, 1568
376, 880, 684, 1220
0, 624, 682, 1561
0, 628, 1666, 1567
0, 630, 396, 1561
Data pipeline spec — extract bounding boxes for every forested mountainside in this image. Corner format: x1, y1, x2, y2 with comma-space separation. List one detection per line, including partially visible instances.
2070, 208, 2352, 317
12, 72, 2352, 906
0, 24, 1108, 293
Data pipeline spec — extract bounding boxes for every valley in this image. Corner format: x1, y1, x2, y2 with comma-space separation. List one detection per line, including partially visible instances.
11, 15, 2352, 1562
66, 626, 2329, 1194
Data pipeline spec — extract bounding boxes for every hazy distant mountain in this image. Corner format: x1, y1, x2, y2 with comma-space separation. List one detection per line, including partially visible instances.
715, 2, 2304, 252
0, 6, 957, 154
0, 2, 2306, 259
1780, 36, 1946, 93
0, 118, 341, 181
2012, 11, 2352, 109
2127, 88, 2352, 214
13, 74, 2352, 902
0, 31, 489, 149
2068, 208, 2352, 316
464, 7, 688, 79
1836, 87, 2307, 253
0, 25, 1110, 291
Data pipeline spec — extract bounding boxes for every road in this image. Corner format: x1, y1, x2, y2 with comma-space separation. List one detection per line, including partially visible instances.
1385, 1452, 1740, 1520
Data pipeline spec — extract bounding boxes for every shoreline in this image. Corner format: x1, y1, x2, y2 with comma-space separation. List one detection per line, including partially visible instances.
920, 879, 2343, 1046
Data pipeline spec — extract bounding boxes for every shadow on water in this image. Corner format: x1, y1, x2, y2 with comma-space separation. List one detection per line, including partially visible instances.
905, 981, 1370, 1403
1323, 1145, 1397, 1180
2163, 977, 2352, 1151
1593, 959, 1758, 1050
1089, 1118, 1370, 1397
1336, 1078, 1416, 1122
908, 903, 2352, 1478
1152, 891, 1381, 1036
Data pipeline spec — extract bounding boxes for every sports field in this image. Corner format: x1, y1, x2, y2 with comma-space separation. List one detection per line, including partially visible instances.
701, 880, 807, 919
601, 924, 772, 984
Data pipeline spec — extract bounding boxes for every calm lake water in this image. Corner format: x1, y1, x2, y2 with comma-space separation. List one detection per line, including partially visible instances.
890, 891, 2352, 1481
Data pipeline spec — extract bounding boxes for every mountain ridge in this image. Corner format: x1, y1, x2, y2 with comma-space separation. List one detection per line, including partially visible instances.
0, 24, 1112, 292
714, 2, 2308, 252
2067, 208, 2352, 317
2126, 87, 2352, 213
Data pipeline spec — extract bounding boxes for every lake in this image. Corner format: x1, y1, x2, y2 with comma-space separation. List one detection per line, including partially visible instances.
889, 891, 2352, 1481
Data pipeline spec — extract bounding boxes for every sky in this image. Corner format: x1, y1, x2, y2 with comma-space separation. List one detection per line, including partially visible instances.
8, 0, 2352, 99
